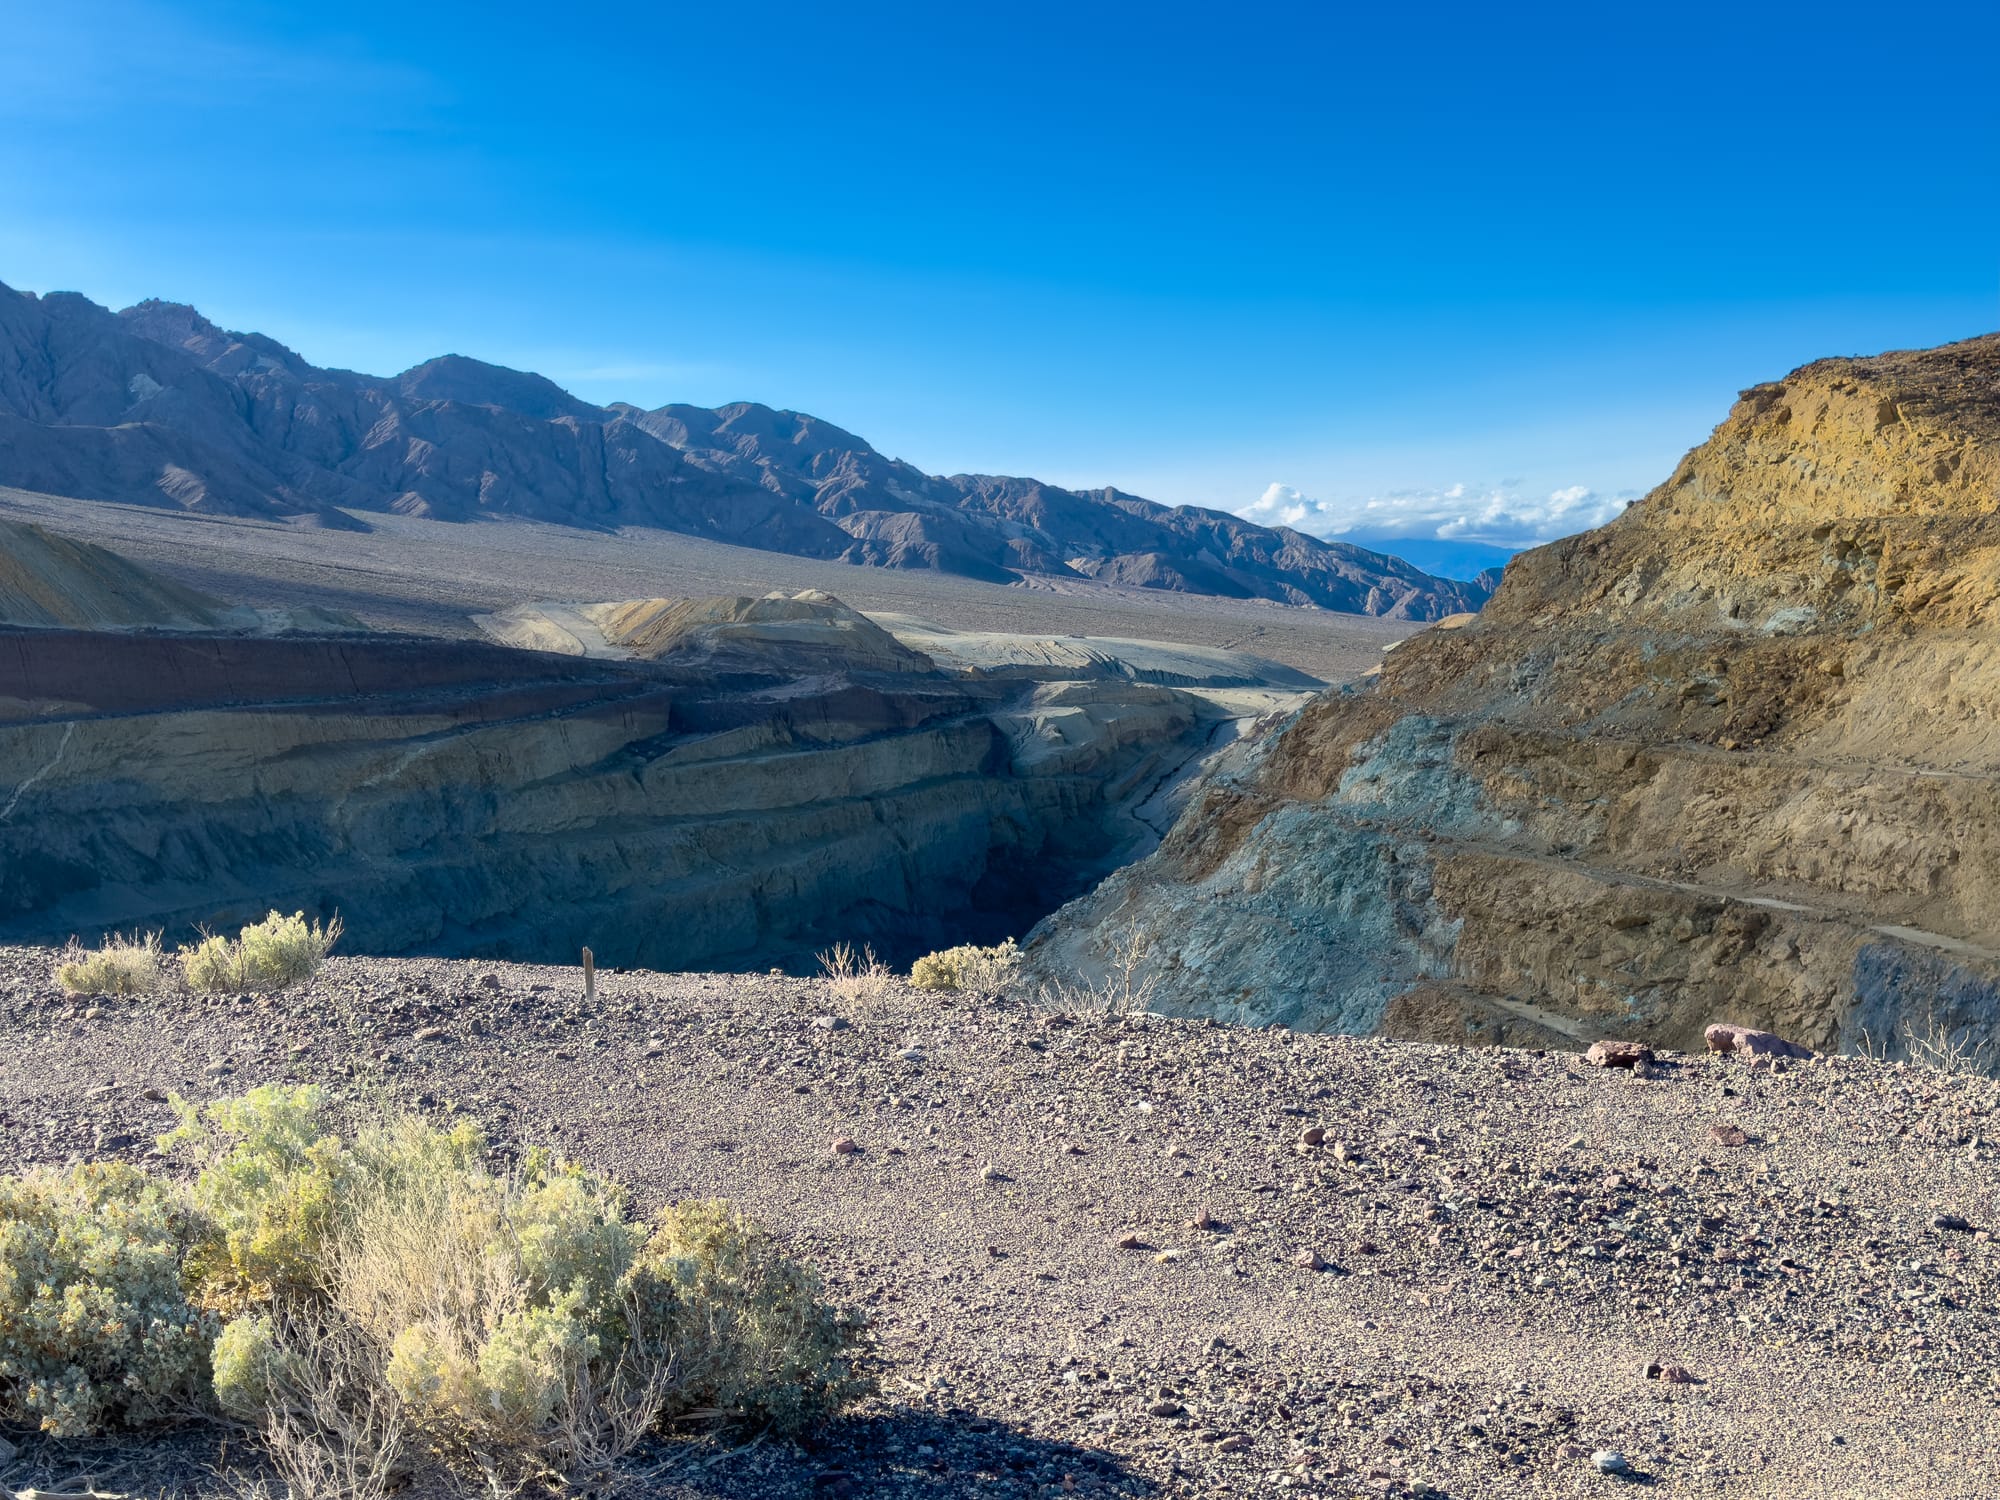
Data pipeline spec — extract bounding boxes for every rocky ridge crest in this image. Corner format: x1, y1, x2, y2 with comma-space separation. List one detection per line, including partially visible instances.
0, 280, 1485, 620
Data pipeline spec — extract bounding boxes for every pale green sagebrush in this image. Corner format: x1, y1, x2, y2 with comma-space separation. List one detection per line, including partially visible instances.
180, 910, 342, 992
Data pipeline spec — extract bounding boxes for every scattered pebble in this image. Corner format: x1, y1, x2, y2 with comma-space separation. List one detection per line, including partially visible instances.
4, 947, 1991, 1496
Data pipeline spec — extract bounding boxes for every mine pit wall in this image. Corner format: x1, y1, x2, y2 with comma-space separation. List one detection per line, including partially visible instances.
1032, 674, 2000, 1060
1030, 336, 2000, 1056
0, 629, 1196, 971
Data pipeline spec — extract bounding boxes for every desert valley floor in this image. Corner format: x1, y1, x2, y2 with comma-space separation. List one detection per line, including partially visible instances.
0, 487, 1413, 685
4, 949, 1997, 1499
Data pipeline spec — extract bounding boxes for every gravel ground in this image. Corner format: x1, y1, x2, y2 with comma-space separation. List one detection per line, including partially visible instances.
3, 947, 1998, 1498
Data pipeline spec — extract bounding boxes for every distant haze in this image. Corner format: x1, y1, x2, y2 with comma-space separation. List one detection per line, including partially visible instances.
1353, 539, 1525, 583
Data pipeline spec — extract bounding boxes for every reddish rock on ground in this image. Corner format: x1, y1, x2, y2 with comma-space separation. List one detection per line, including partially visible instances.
1586, 1039, 1656, 1069
1705, 1023, 1814, 1060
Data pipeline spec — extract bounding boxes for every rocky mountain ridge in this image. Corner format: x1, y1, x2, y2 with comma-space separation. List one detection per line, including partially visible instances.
1033, 331, 2000, 1059
0, 279, 1487, 620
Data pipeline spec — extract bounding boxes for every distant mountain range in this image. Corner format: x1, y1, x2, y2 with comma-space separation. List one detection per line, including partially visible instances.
1352, 538, 1521, 582
0, 280, 1493, 620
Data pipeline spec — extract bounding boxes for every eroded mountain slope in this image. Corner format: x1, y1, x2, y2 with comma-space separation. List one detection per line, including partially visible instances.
1034, 332, 2000, 1056
0, 516, 223, 630
0, 279, 1486, 618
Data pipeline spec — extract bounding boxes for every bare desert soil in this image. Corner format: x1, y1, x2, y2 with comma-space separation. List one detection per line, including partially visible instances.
4, 949, 1998, 1498
0, 488, 1413, 684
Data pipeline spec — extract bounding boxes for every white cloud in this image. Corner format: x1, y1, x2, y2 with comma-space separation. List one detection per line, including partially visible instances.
1237, 483, 1345, 532
1237, 479, 1627, 547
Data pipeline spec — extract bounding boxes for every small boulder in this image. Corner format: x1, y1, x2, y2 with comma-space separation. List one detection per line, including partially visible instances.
1932, 1213, 1975, 1233
1298, 1124, 1327, 1147
1292, 1248, 1327, 1271
1708, 1123, 1750, 1148
1704, 1022, 1812, 1060
1586, 1039, 1655, 1069
830, 1136, 860, 1156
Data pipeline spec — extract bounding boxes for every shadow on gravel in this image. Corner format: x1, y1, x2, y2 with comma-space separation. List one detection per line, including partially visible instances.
644, 1408, 1156, 1498
0, 1411, 1155, 1500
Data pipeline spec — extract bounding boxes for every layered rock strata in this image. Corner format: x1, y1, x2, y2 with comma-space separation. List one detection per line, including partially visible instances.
0, 604, 1308, 968
1033, 333, 2000, 1057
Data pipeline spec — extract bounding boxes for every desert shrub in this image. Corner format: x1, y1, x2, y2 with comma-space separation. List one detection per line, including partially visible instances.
181, 910, 341, 993
242, 1309, 411, 1500
645, 1198, 864, 1434
324, 1154, 862, 1471
909, 937, 1020, 993
818, 941, 892, 1006
0, 1162, 215, 1435
161, 1083, 355, 1305
7, 1086, 863, 1478
210, 1312, 288, 1419
1886, 1004, 1999, 1078
1034, 932, 1160, 1016
53, 930, 166, 996
178, 1099, 865, 1483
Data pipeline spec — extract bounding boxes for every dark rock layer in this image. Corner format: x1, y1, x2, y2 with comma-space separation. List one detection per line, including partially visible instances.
0, 624, 1233, 970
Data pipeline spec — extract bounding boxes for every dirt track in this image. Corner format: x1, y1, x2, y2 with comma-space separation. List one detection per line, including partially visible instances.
4, 948, 1998, 1498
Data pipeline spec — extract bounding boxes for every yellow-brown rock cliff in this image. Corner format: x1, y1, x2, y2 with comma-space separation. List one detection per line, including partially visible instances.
1033, 333, 2000, 1058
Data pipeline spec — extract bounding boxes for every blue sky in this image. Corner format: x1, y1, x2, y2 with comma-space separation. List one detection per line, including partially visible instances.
2, 0, 1996, 555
